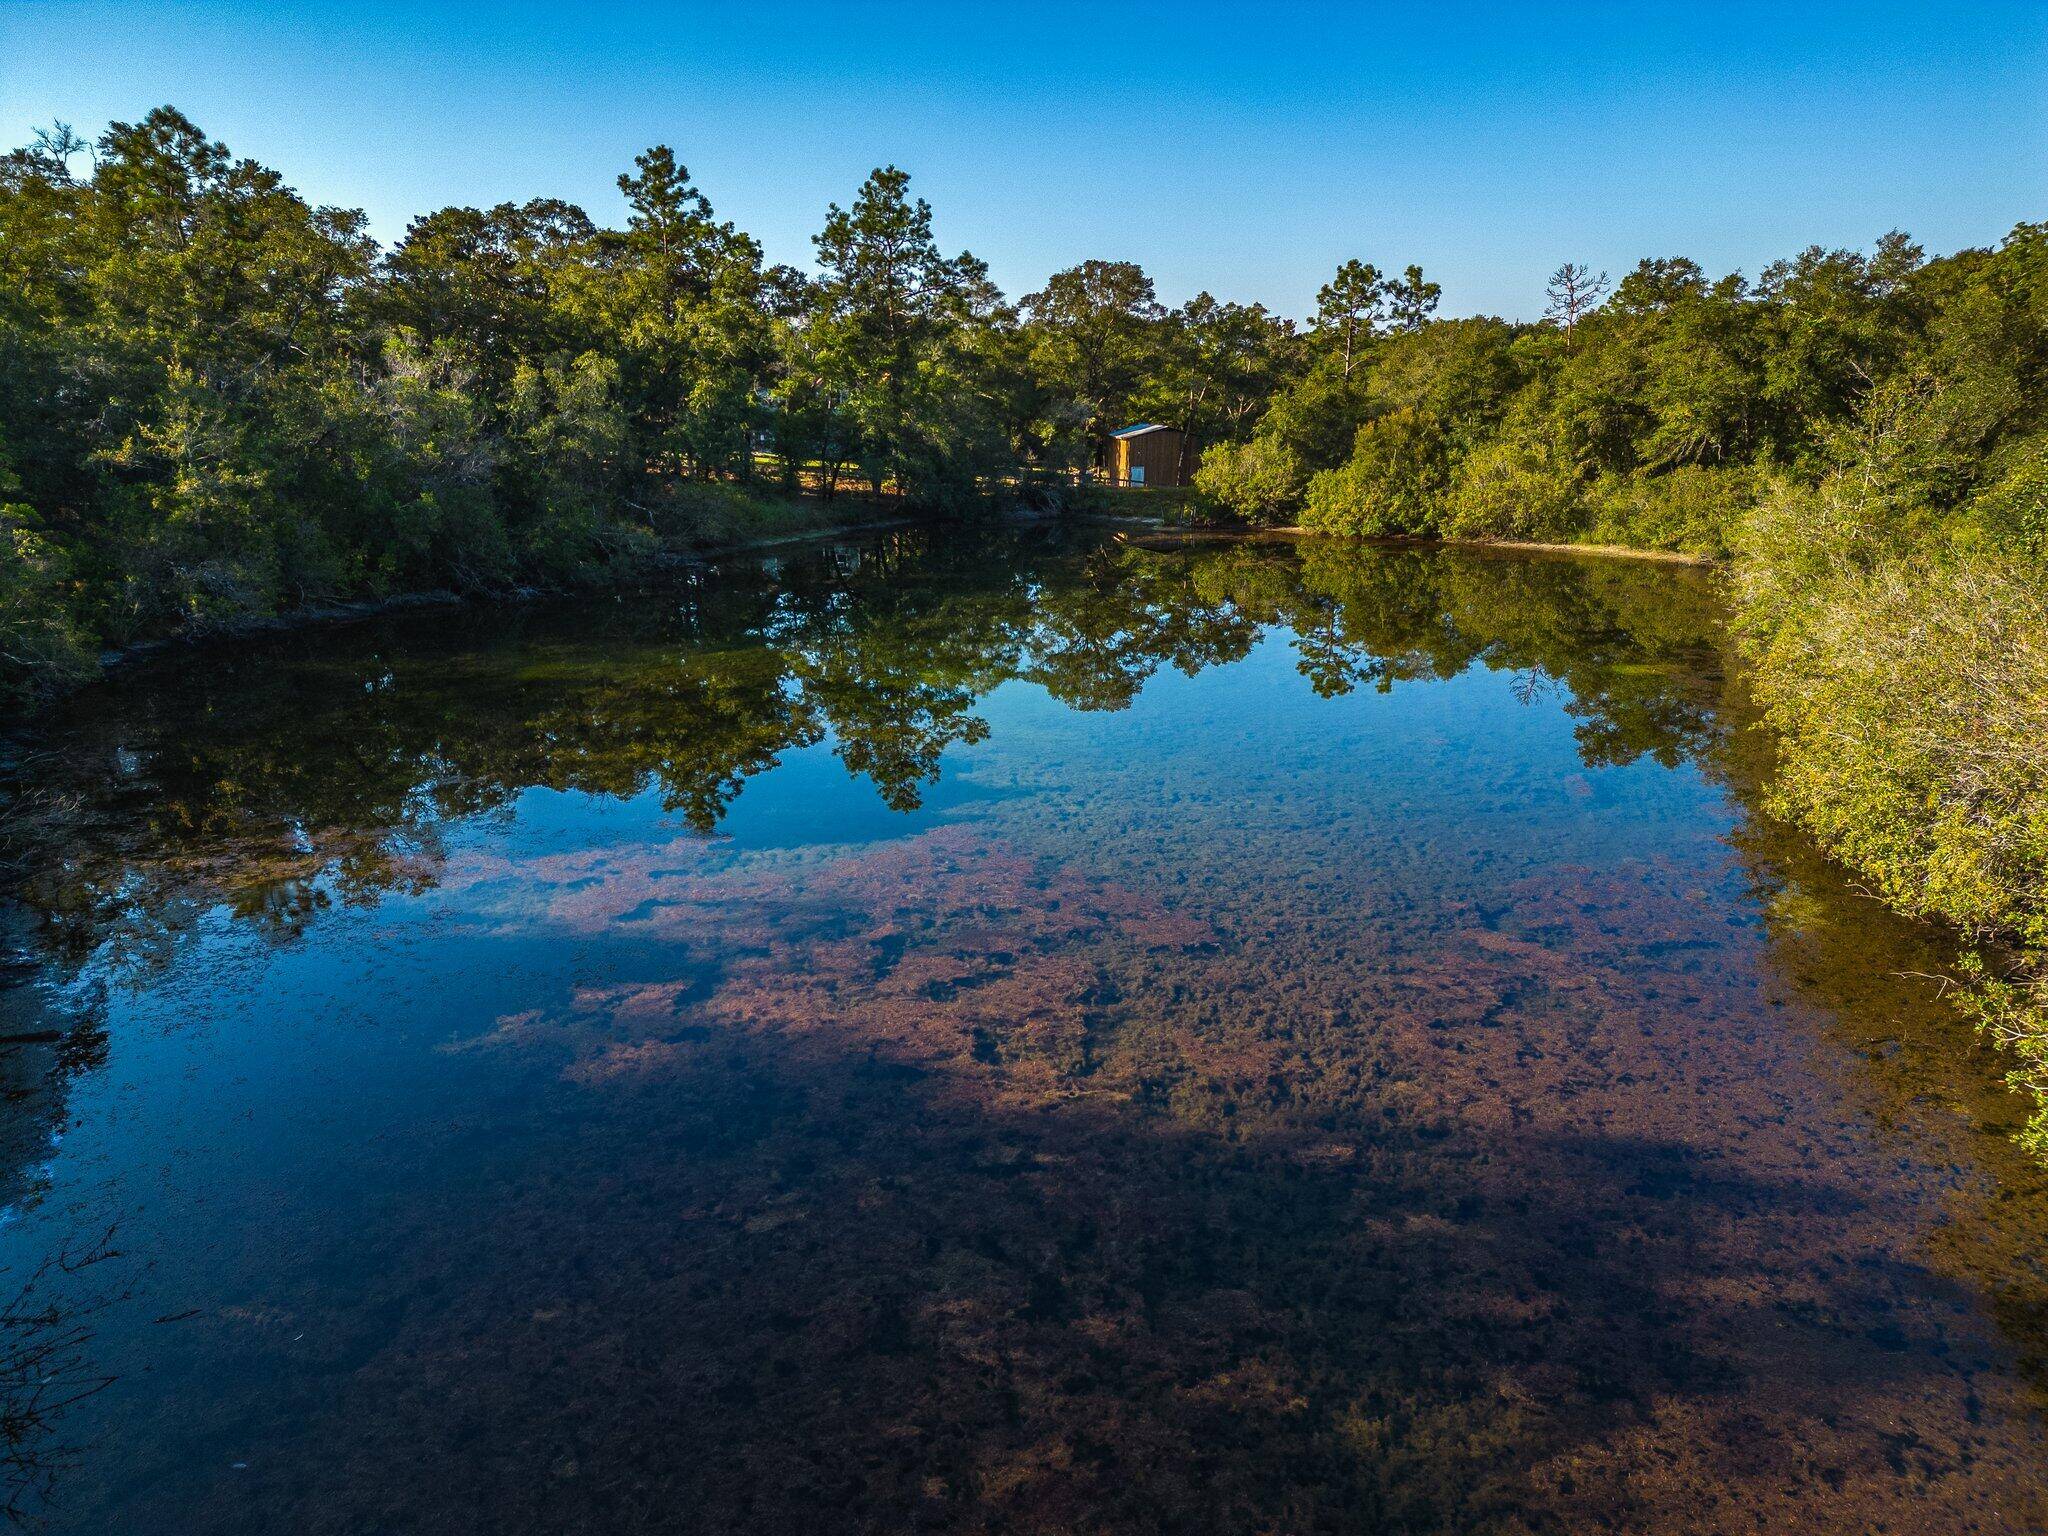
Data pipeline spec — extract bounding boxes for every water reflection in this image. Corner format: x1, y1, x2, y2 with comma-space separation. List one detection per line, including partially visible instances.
6, 534, 1722, 968
0, 526, 2041, 1533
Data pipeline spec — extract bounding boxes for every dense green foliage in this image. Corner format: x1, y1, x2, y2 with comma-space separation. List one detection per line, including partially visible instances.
0, 109, 1296, 703
1732, 437, 2048, 1147
1194, 235, 2005, 550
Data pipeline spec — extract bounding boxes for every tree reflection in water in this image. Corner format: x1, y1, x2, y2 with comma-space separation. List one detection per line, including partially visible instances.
4, 531, 1724, 970
0, 526, 2043, 1535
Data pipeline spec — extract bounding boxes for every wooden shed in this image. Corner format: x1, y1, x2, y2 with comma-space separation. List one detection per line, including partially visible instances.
1102, 423, 1197, 488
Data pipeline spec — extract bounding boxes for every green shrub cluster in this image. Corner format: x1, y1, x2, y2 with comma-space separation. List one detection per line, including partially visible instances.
1190, 438, 1303, 525
1734, 472, 2048, 1144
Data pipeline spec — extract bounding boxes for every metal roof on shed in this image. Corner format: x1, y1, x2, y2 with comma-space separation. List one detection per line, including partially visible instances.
1110, 423, 1173, 438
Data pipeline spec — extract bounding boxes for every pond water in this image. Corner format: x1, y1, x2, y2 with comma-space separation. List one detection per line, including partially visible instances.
1, 526, 2044, 1533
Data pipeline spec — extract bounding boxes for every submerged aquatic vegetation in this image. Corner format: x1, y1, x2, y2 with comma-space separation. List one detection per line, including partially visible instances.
0, 528, 2045, 1531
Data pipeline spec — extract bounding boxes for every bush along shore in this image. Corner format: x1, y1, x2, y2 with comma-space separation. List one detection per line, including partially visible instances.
4, 110, 2044, 1149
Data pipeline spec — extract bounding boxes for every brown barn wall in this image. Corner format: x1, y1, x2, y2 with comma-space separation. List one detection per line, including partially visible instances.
1101, 429, 1202, 488
1131, 429, 1193, 488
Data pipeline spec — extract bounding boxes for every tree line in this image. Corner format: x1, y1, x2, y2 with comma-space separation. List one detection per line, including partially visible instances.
1195, 231, 2046, 555
0, 107, 1300, 699
26, 109, 2038, 687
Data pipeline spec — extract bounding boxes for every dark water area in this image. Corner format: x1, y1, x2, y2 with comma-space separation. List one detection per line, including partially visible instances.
0, 526, 2044, 1534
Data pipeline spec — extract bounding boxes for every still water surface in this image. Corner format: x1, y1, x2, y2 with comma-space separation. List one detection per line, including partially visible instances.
1, 526, 2045, 1533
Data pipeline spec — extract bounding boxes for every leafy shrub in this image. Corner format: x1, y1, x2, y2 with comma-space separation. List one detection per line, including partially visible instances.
1299, 409, 1450, 536
1192, 437, 1304, 525
1957, 434, 2048, 560
1734, 477, 2048, 1147
0, 504, 94, 701
521, 504, 657, 585
1440, 440, 1584, 541
1583, 463, 1761, 557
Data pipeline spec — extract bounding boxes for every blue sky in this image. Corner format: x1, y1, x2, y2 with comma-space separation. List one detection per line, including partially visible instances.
3, 1, 2043, 320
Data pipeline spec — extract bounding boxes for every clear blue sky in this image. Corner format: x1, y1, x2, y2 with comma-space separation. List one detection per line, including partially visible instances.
3, 1, 2043, 320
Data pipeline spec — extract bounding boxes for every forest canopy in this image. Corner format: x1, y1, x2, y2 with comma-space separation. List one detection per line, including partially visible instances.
7, 108, 2040, 692
0, 108, 1301, 699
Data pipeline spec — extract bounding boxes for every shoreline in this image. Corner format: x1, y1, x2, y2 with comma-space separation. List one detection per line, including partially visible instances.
1102, 520, 1715, 566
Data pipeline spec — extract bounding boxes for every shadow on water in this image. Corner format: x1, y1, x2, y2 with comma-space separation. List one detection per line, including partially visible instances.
0, 525, 2042, 1532
0, 902, 119, 1524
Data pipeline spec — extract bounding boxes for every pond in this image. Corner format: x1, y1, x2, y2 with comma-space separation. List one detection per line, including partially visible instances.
0, 525, 2044, 1533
